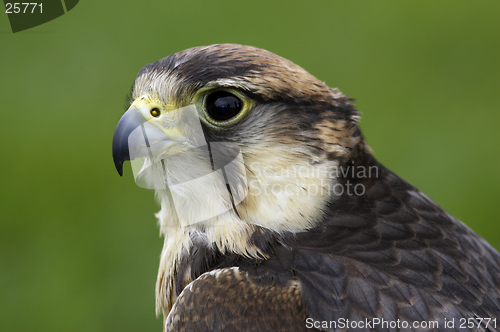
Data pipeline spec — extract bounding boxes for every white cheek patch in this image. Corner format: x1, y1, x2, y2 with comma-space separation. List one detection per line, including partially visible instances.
125, 105, 250, 227
210, 143, 249, 206
165, 155, 234, 227
162, 144, 249, 227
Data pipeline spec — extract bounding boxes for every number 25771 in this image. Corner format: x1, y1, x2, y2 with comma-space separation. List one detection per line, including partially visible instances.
5, 3, 42, 14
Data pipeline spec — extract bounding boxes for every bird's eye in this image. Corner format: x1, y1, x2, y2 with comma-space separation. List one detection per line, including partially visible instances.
150, 108, 160, 117
205, 91, 243, 121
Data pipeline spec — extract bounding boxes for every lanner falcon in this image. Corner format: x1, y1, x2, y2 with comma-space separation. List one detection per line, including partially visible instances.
112, 44, 500, 331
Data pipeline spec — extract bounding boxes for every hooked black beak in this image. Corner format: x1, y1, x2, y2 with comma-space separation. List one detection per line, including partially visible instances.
112, 107, 146, 176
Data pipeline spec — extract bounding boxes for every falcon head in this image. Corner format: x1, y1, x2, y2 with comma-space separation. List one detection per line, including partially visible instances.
112, 44, 369, 315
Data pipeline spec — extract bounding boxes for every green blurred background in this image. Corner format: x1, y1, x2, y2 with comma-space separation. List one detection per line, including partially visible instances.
1, 1, 499, 331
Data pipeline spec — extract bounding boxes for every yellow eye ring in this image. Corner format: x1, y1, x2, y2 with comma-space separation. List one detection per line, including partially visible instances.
150, 108, 160, 117
192, 88, 253, 129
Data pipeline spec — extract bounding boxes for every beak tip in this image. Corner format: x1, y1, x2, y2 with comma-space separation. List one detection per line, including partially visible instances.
112, 107, 145, 179
114, 160, 124, 177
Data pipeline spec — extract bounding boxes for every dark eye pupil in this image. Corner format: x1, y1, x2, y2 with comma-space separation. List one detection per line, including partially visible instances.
206, 91, 243, 121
